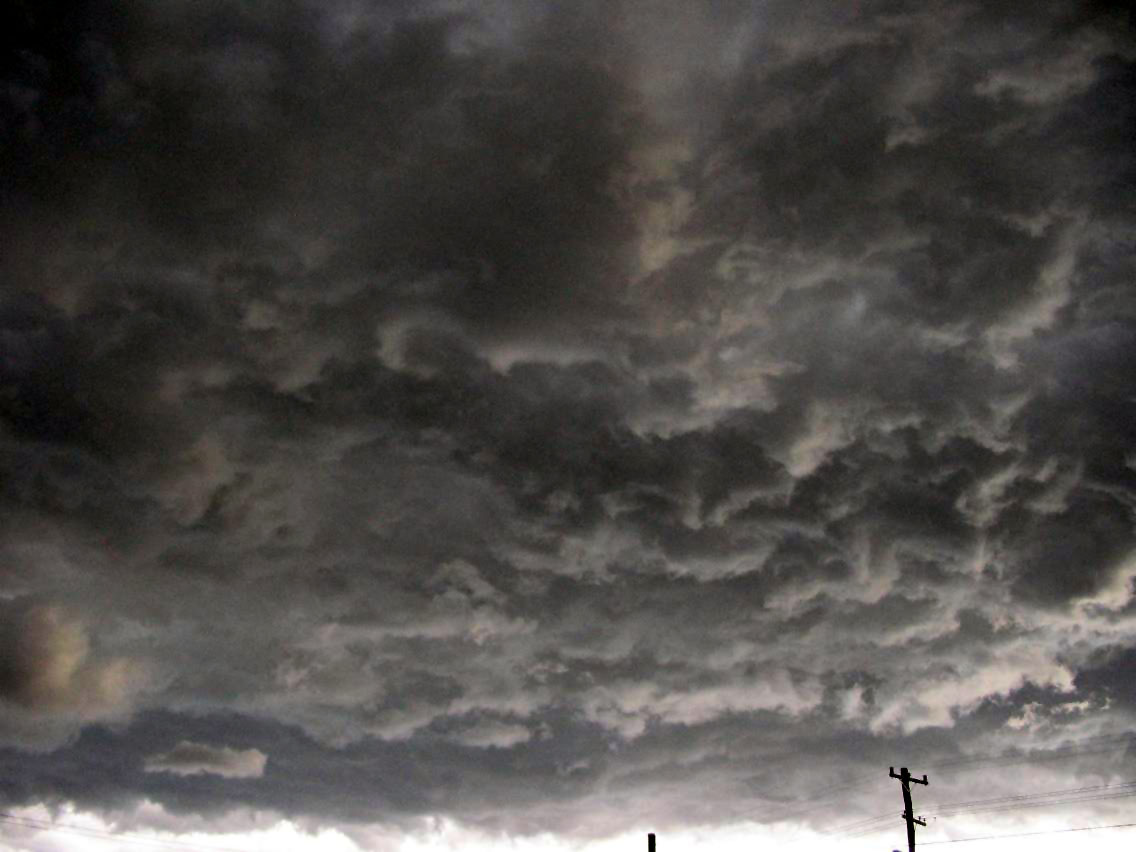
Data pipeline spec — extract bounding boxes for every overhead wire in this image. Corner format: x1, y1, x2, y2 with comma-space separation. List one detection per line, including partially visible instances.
924, 779, 1136, 811
0, 811, 255, 852
741, 730, 1134, 827
828, 794, 1136, 841
813, 775, 1136, 839
920, 820, 1136, 845
927, 790, 1136, 819
831, 796, 1136, 839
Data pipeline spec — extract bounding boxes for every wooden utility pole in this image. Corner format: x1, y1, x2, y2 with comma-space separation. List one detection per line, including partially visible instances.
890, 766, 928, 852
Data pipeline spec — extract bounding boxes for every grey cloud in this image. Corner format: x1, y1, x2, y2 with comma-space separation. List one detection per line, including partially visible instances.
1, 0, 1134, 844
0, 599, 141, 748
145, 740, 268, 778
447, 718, 532, 749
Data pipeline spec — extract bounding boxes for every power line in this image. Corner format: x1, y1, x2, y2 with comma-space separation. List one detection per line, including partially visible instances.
926, 780, 1136, 812
747, 733, 1136, 852
819, 812, 896, 835
0, 812, 253, 852
927, 789, 1136, 818
742, 731, 1135, 827
817, 779, 1136, 839
920, 820, 1136, 845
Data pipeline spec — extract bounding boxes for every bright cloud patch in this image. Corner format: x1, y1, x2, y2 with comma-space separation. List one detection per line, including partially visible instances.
145, 742, 268, 779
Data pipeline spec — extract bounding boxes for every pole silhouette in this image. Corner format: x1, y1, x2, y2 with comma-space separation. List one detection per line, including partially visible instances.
647, 833, 655, 852
890, 766, 929, 852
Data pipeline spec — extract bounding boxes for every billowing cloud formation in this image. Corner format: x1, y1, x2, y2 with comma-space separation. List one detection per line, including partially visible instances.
0, 600, 140, 747
145, 741, 268, 778
0, 0, 1134, 845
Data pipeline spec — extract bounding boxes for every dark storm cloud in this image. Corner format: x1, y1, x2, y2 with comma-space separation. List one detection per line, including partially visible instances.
1, 0, 1135, 843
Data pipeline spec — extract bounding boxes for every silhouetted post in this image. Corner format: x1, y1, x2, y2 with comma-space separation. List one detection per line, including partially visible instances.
889, 766, 928, 852
647, 833, 655, 852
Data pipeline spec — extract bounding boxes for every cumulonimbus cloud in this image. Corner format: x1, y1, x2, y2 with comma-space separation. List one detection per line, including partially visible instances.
0, 0, 1133, 841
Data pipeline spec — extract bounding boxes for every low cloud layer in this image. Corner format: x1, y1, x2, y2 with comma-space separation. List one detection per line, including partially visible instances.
1, 0, 1134, 844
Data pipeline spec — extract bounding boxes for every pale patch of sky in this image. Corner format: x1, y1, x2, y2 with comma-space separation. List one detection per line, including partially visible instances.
3, 808, 1136, 852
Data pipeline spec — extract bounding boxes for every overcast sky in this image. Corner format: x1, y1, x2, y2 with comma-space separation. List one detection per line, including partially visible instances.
2, 1, 1135, 851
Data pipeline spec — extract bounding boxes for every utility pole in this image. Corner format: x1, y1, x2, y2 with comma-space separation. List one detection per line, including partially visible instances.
647, 833, 655, 852
890, 766, 928, 852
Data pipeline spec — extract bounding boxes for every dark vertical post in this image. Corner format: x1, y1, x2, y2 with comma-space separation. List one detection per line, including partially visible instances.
648, 833, 655, 852
889, 766, 928, 852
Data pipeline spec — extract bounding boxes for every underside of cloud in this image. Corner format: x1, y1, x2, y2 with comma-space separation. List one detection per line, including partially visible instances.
0, 0, 1133, 840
